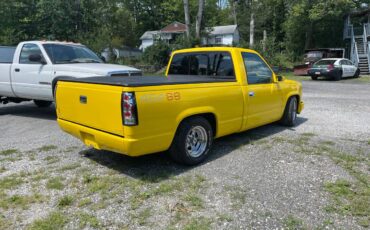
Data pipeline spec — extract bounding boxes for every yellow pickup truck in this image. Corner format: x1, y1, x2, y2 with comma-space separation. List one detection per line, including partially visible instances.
55, 47, 304, 165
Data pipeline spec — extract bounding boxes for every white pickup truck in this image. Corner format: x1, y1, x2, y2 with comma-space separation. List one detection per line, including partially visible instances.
0, 41, 141, 107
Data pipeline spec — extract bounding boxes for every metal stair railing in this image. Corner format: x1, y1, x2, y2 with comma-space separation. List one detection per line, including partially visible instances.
351, 27, 359, 67
364, 23, 370, 73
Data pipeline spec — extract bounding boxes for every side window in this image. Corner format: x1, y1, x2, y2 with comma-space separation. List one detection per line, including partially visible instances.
339, 60, 344, 65
346, 60, 353, 65
19, 44, 43, 64
168, 53, 189, 75
168, 52, 235, 79
242, 52, 272, 84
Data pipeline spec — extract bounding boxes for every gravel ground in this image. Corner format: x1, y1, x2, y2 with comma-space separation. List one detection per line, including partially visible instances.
0, 78, 369, 229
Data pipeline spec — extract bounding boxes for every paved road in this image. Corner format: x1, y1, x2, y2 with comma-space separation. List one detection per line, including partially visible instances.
0, 79, 369, 229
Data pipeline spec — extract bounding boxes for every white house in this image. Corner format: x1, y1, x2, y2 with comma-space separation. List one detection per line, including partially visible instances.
139, 31, 160, 50
139, 23, 240, 50
202, 25, 240, 46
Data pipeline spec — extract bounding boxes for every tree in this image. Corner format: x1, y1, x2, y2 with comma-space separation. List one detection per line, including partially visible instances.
183, 0, 191, 38
195, 0, 205, 39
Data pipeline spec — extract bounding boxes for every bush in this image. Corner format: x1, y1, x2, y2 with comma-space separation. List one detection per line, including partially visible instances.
142, 41, 171, 67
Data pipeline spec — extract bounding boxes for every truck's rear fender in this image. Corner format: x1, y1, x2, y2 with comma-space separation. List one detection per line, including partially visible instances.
175, 107, 218, 137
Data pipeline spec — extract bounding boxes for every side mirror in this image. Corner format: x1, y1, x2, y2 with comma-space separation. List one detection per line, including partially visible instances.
29, 54, 46, 64
277, 75, 285, 81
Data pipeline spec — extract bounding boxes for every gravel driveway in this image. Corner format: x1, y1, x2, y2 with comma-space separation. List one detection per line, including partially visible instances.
0, 78, 369, 229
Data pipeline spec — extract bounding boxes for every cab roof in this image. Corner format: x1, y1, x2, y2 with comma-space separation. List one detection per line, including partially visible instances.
20, 40, 83, 46
172, 46, 258, 54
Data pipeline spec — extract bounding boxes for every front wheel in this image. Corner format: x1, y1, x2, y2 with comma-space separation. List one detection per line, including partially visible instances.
354, 69, 360, 78
311, 76, 318, 80
280, 97, 298, 127
169, 116, 213, 165
34, 100, 52, 108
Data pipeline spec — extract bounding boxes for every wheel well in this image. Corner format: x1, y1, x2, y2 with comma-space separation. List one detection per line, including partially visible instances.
181, 113, 217, 137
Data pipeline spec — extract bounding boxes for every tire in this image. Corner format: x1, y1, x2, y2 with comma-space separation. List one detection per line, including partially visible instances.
311, 76, 318, 80
34, 100, 52, 108
280, 97, 298, 127
354, 69, 360, 78
334, 70, 342, 81
169, 116, 213, 165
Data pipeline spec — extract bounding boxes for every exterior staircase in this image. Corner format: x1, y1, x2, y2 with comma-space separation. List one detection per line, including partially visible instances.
355, 36, 369, 75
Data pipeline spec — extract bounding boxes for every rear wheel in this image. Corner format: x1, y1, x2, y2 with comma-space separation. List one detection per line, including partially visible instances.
34, 100, 52, 108
280, 97, 298, 127
169, 116, 213, 165
334, 70, 342, 81
311, 76, 318, 80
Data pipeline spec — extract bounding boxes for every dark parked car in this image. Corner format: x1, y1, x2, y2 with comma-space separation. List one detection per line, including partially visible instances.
308, 58, 360, 81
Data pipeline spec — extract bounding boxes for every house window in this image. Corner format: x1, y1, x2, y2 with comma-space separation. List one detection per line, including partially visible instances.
215, 36, 222, 44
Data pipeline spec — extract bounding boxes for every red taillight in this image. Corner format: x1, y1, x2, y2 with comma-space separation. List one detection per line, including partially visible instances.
122, 92, 138, 126
327, 64, 334, 71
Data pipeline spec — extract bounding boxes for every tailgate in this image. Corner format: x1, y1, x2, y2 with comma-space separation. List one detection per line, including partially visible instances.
56, 81, 124, 136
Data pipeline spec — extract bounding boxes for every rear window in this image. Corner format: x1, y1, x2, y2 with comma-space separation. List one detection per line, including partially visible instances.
168, 52, 235, 79
315, 60, 336, 65
0, 47, 16, 63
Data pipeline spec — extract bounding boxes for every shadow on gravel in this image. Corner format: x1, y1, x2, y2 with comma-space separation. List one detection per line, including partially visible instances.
80, 117, 308, 182
0, 103, 56, 120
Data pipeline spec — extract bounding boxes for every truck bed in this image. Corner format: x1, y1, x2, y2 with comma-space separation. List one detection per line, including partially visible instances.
57, 75, 236, 87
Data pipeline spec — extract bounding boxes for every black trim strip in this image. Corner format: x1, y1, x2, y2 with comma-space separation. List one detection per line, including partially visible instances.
59, 118, 124, 138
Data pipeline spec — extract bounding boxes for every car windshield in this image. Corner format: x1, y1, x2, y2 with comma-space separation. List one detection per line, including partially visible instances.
43, 44, 102, 64
314, 60, 336, 65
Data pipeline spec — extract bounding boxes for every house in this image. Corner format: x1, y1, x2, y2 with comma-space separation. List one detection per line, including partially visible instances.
202, 25, 240, 46
139, 31, 160, 51
139, 22, 239, 50
343, 7, 370, 74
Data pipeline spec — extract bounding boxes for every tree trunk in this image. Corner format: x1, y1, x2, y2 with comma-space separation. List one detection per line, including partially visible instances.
250, 12, 254, 48
232, 0, 237, 25
183, 0, 191, 38
263, 30, 267, 51
195, 0, 205, 39
305, 21, 314, 49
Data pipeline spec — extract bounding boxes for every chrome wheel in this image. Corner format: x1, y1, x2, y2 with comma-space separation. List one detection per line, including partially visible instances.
185, 126, 208, 158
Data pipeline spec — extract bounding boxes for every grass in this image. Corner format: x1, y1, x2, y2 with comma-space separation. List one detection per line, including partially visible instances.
228, 187, 247, 209
57, 195, 74, 207
0, 194, 45, 210
132, 208, 152, 226
287, 136, 370, 226
0, 174, 24, 190
0, 149, 19, 156
78, 198, 93, 207
283, 215, 305, 230
37, 145, 57, 152
46, 177, 64, 190
183, 194, 204, 209
58, 163, 81, 171
183, 217, 212, 230
368, 140, 370, 145
324, 179, 369, 217
77, 212, 100, 228
28, 211, 67, 230
44, 156, 59, 164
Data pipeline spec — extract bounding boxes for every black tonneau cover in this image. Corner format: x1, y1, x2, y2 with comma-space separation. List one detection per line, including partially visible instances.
57, 75, 236, 87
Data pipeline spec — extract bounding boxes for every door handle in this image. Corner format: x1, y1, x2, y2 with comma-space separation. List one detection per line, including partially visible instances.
15, 68, 20, 72
249, 91, 255, 97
